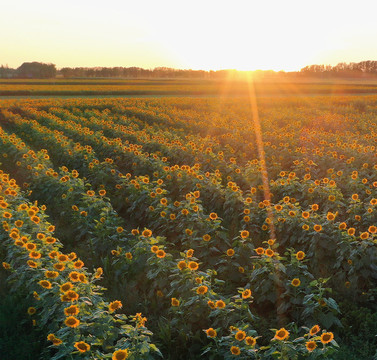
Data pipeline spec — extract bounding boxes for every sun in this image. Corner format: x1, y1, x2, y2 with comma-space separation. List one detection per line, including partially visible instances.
153, 4, 322, 72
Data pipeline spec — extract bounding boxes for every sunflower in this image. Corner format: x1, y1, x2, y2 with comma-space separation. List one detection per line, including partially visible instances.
215, 300, 226, 309
47, 334, 56, 341
320, 332, 334, 344
245, 336, 256, 346
61, 293, 71, 302
188, 261, 199, 270
58, 254, 68, 262
74, 260, 84, 269
274, 328, 289, 340
296, 251, 305, 260
196, 285, 208, 295
109, 300, 122, 313
45, 236, 56, 244
94, 267, 103, 278
39, 280, 52, 289
25, 242, 37, 251
45, 271, 59, 279
368, 225, 377, 234
339, 222, 347, 230
142, 229, 152, 237
78, 274, 87, 283
66, 290, 79, 301
60, 282, 73, 292
64, 305, 79, 316
156, 249, 166, 258
27, 307, 36, 315
309, 325, 320, 336
291, 278, 301, 287
209, 212, 218, 220
360, 232, 369, 240
65, 316, 80, 328
3, 212, 12, 219
235, 330, 246, 341
264, 238, 273, 246
14, 220, 23, 227
31, 216, 40, 224
151, 245, 159, 253
52, 338, 62, 346
242, 289, 252, 299
255, 247, 264, 255
226, 249, 235, 257
207, 300, 216, 309
74, 341, 90, 353
186, 249, 194, 257
27, 260, 38, 268
347, 228, 356, 236
68, 252, 77, 260
36, 233, 45, 240
230, 346, 241, 355
305, 340, 317, 351
112, 349, 129, 360
49, 251, 58, 259
326, 212, 335, 221
177, 261, 187, 270
69, 271, 80, 282
313, 224, 322, 232
265, 249, 274, 257
171, 298, 180, 306
14, 240, 24, 247
202, 234, 211, 241
205, 328, 217, 338
29, 251, 41, 259
18, 204, 28, 211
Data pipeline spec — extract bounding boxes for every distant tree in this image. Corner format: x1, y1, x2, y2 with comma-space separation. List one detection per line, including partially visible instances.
17, 62, 56, 78
0, 65, 17, 78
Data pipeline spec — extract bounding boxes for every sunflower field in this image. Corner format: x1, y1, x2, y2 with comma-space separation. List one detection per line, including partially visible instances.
0, 95, 376, 359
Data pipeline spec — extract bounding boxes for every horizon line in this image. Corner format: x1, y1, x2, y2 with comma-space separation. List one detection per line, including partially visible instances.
2, 60, 377, 73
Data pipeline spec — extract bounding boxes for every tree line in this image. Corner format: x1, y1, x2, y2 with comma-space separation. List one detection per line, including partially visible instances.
1, 61, 377, 79
300, 61, 377, 77
0, 62, 57, 78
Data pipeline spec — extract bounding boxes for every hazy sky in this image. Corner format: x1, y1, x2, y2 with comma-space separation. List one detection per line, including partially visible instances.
1, 0, 377, 71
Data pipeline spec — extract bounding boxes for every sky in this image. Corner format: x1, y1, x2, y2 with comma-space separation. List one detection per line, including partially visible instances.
1, 0, 377, 71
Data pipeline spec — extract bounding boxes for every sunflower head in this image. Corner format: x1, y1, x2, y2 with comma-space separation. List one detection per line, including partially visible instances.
205, 328, 217, 338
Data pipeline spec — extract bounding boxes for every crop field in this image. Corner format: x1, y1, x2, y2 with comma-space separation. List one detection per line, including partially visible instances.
0, 92, 377, 359
2, 78, 377, 97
